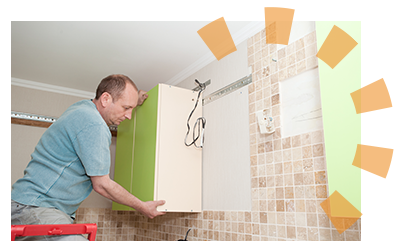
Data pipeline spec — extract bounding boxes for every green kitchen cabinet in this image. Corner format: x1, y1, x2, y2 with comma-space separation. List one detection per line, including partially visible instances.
112, 84, 203, 212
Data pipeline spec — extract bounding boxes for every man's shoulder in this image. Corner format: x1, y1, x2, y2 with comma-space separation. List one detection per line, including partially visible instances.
64, 100, 99, 119
57, 100, 106, 129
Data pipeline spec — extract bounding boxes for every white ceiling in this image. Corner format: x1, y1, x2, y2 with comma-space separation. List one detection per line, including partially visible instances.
11, 21, 262, 93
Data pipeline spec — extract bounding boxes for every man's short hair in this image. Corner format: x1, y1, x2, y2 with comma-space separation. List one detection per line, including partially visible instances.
95, 74, 138, 101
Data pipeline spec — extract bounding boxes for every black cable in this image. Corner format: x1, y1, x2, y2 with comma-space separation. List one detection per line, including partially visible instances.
184, 79, 206, 148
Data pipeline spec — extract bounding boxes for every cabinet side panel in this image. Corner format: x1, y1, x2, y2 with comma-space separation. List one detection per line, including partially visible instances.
112, 107, 135, 211
131, 85, 159, 202
156, 85, 202, 212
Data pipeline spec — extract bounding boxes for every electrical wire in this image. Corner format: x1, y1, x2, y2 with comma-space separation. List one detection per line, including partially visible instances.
184, 79, 206, 148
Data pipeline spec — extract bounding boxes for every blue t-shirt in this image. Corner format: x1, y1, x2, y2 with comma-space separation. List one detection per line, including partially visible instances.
11, 100, 111, 217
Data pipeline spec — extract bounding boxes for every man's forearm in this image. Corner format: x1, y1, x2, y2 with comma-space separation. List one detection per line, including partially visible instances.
92, 176, 144, 211
90, 174, 166, 219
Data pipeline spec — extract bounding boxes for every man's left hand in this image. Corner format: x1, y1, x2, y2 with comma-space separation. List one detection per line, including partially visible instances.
137, 90, 148, 106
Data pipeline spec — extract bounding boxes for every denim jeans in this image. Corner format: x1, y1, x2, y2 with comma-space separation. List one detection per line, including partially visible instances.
11, 200, 88, 241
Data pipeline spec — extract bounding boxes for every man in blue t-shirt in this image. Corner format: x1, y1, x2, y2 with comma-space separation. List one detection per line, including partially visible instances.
11, 74, 166, 240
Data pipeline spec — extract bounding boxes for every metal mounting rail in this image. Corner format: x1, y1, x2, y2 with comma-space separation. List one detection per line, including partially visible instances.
11, 111, 57, 123
202, 74, 252, 106
11, 111, 118, 136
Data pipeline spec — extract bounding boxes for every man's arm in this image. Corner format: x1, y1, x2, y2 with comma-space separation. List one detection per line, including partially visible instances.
90, 174, 166, 219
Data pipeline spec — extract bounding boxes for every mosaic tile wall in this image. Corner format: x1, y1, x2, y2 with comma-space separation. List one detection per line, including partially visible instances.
75, 29, 361, 241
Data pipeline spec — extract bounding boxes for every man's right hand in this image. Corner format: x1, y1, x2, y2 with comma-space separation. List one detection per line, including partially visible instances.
139, 200, 167, 219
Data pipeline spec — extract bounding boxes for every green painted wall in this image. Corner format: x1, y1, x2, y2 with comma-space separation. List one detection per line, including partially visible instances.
316, 22, 361, 211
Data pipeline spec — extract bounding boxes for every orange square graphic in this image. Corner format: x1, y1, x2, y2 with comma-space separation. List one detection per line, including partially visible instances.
353, 144, 394, 178
197, 17, 237, 61
316, 25, 358, 69
351, 78, 392, 114
320, 191, 362, 234
264, 7, 294, 45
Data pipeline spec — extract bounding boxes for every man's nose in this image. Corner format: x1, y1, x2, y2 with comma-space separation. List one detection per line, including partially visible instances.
125, 111, 132, 120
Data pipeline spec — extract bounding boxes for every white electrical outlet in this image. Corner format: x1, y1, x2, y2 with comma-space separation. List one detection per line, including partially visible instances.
256, 109, 275, 134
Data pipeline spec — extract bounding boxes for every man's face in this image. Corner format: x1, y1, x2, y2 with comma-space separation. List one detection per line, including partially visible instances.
105, 84, 138, 126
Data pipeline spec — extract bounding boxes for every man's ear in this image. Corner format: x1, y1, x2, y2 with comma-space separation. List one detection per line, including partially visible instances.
100, 92, 113, 107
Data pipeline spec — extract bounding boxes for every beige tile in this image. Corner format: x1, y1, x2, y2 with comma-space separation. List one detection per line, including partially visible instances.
267, 187, 275, 199
271, 72, 279, 84
297, 227, 307, 240
286, 212, 296, 225
283, 161, 293, 174
314, 171, 327, 184
295, 200, 305, 213
270, 44, 277, 54
275, 175, 283, 187
295, 38, 305, 51
274, 162, 283, 174
305, 43, 317, 58
277, 212, 285, 224
305, 186, 316, 198
316, 185, 327, 198
284, 174, 294, 186
259, 177, 266, 188
296, 60, 306, 75
278, 57, 287, 71
294, 173, 303, 185
271, 83, 279, 95
254, 32, 261, 43
307, 227, 319, 241
276, 200, 285, 212
272, 105, 280, 116
302, 146, 312, 158
304, 31, 316, 46
319, 228, 332, 241
285, 187, 294, 199
294, 186, 305, 198
273, 139, 282, 151
277, 225, 286, 238
258, 143, 265, 153
282, 149, 292, 161
286, 226, 296, 239
306, 56, 318, 70
282, 137, 291, 149
274, 150, 282, 162
278, 69, 288, 81
266, 152, 274, 164
344, 230, 361, 241
268, 200, 276, 212
265, 141, 273, 152
271, 94, 280, 106
303, 172, 314, 185
248, 45, 254, 56
306, 200, 319, 213
268, 225, 277, 237
301, 133, 311, 145
260, 212, 268, 223
314, 157, 326, 170
278, 47, 286, 59
286, 42, 295, 55
292, 147, 302, 161
307, 213, 318, 227
292, 135, 301, 147
313, 144, 324, 157
267, 176, 275, 187
276, 187, 284, 199
296, 48, 306, 62
293, 160, 303, 173
287, 65, 296, 78
311, 130, 323, 143
318, 213, 330, 228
